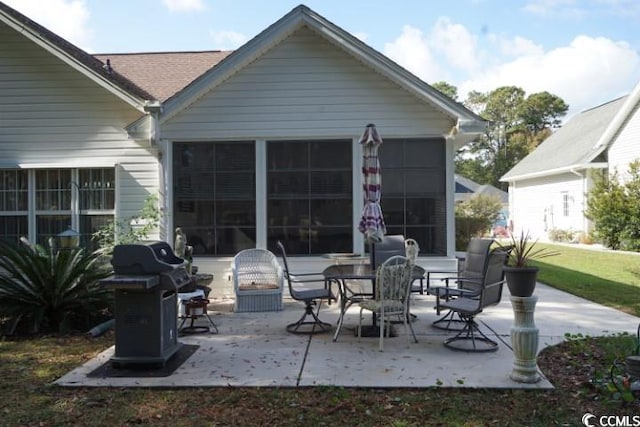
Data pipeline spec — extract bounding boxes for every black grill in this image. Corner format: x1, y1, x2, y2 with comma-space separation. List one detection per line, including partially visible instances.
101, 241, 192, 367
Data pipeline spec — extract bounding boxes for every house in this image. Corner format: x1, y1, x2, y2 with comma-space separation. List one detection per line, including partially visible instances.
0, 2, 486, 272
500, 80, 640, 240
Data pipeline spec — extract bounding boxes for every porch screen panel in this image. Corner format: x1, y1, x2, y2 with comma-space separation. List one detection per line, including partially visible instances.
267, 140, 352, 255
173, 141, 256, 255
379, 138, 446, 255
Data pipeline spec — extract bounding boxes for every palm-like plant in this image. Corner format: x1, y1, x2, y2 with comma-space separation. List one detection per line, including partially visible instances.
0, 239, 113, 335
501, 230, 560, 268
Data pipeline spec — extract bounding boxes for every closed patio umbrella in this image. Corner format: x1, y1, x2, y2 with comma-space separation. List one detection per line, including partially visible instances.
358, 123, 386, 253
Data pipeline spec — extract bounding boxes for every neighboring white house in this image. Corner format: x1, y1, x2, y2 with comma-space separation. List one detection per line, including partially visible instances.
500, 80, 640, 240
0, 3, 486, 264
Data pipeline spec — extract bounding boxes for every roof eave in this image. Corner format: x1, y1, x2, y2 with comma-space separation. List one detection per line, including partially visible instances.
160, 4, 487, 133
592, 80, 640, 151
0, 6, 149, 112
500, 162, 608, 182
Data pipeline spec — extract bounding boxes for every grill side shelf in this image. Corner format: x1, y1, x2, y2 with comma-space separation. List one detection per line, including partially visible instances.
100, 275, 160, 290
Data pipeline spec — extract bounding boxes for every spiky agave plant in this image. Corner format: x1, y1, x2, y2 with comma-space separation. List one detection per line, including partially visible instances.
0, 239, 113, 335
502, 230, 560, 268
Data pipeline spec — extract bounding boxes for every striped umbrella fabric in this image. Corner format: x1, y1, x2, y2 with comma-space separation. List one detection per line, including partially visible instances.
358, 123, 386, 243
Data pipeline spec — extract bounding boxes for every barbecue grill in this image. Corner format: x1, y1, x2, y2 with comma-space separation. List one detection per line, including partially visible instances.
101, 241, 191, 367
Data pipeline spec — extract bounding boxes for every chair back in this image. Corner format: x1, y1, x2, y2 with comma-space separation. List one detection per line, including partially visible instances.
276, 241, 296, 296
233, 248, 281, 288
375, 255, 413, 312
370, 235, 405, 269
461, 238, 494, 277
479, 249, 508, 308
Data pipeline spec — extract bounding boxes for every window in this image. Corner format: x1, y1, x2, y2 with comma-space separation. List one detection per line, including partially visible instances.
267, 140, 352, 255
78, 168, 115, 249
562, 192, 570, 217
379, 138, 446, 255
173, 141, 256, 255
0, 168, 114, 247
0, 170, 28, 243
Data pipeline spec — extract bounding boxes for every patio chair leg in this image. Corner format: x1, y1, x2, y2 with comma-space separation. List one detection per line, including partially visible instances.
286, 300, 332, 334
432, 309, 467, 331
443, 315, 499, 352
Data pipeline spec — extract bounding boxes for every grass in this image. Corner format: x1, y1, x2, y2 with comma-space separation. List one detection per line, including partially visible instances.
530, 243, 640, 316
1, 242, 640, 426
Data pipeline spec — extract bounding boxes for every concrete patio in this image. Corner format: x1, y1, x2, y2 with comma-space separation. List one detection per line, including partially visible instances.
56, 281, 640, 390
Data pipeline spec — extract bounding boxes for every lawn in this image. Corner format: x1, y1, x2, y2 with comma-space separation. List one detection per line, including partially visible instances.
1, 242, 639, 426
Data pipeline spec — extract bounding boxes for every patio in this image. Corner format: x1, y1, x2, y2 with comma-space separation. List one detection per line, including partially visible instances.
56, 281, 640, 390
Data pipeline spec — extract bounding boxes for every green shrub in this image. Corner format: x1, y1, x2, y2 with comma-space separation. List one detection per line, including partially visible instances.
0, 239, 113, 335
455, 193, 503, 250
586, 161, 640, 251
548, 228, 576, 242
92, 193, 161, 256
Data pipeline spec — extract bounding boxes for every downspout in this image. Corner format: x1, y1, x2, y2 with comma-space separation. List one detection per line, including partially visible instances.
143, 102, 166, 239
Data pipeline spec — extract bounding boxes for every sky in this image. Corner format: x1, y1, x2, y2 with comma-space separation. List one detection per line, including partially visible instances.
4, 0, 640, 119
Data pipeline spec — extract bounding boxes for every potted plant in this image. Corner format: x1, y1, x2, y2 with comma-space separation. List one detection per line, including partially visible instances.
500, 230, 559, 297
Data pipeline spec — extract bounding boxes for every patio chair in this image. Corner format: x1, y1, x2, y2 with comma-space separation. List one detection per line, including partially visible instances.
438, 248, 508, 352
370, 234, 426, 294
358, 255, 418, 351
232, 248, 283, 312
426, 238, 494, 330
276, 241, 336, 334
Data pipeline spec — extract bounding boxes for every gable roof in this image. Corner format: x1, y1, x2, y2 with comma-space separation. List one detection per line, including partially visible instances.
93, 51, 232, 102
455, 174, 507, 203
0, 1, 153, 110
500, 95, 628, 182
156, 4, 486, 145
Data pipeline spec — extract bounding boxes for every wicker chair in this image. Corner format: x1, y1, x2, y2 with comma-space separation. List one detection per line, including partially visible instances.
232, 248, 284, 312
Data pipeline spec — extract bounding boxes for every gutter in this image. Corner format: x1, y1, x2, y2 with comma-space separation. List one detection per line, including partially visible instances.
501, 162, 608, 182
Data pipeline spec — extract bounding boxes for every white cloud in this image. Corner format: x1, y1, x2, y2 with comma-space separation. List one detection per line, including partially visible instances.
163, 0, 206, 12
3, 0, 93, 50
384, 25, 445, 83
210, 30, 250, 49
460, 35, 640, 117
384, 17, 639, 120
430, 17, 479, 72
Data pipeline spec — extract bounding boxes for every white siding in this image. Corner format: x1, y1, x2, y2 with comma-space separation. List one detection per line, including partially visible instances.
608, 103, 640, 183
509, 172, 588, 240
162, 26, 453, 140
0, 21, 159, 221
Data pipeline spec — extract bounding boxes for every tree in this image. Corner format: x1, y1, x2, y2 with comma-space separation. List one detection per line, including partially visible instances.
455, 85, 568, 190
431, 81, 458, 100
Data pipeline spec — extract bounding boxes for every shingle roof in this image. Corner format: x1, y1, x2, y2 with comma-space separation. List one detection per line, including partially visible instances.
93, 51, 232, 102
501, 95, 628, 181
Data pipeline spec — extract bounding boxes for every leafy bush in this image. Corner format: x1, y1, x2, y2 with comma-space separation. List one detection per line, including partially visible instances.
92, 193, 161, 256
455, 193, 503, 250
548, 228, 576, 243
0, 239, 113, 335
586, 161, 640, 251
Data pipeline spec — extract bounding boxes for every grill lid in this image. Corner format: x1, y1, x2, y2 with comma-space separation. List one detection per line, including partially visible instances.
111, 241, 187, 275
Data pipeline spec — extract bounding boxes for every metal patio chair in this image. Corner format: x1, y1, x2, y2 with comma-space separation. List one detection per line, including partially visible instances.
276, 241, 335, 334
357, 255, 418, 351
